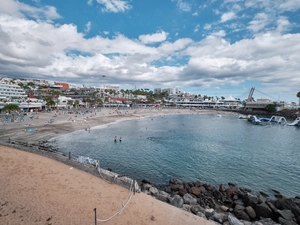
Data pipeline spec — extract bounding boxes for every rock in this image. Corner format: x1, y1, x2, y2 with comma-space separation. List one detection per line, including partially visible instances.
277, 209, 295, 221
255, 203, 273, 219
220, 205, 229, 212
228, 214, 244, 225
205, 208, 215, 218
178, 188, 187, 197
254, 218, 279, 225
194, 181, 204, 187
244, 192, 259, 208
199, 186, 207, 194
234, 205, 251, 221
170, 184, 183, 192
169, 194, 183, 208
149, 187, 159, 197
190, 204, 205, 215
276, 198, 300, 218
142, 183, 152, 191
234, 199, 244, 206
267, 201, 278, 213
169, 178, 183, 185
226, 186, 240, 198
245, 206, 256, 220
191, 186, 201, 197
183, 193, 197, 205
213, 189, 224, 200
278, 217, 298, 225
219, 184, 226, 192
197, 211, 207, 219
156, 191, 170, 202
211, 212, 228, 223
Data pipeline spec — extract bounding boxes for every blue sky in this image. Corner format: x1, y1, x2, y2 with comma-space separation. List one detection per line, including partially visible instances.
0, 0, 300, 102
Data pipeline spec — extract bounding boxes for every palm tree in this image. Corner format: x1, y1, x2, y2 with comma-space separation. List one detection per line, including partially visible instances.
297, 92, 300, 106
2, 104, 20, 113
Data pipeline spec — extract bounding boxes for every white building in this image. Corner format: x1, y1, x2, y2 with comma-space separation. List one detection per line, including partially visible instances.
0, 83, 27, 103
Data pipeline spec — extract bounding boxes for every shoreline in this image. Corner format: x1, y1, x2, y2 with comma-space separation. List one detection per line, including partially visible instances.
0, 108, 221, 225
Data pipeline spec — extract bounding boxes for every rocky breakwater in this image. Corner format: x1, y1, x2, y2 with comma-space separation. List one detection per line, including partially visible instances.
140, 179, 300, 225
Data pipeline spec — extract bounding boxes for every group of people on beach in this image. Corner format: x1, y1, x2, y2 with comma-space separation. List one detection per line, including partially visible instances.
114, 136, 122, 142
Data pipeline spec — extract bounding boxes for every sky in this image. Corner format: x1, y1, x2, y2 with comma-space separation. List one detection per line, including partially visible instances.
0, 0, 300, 102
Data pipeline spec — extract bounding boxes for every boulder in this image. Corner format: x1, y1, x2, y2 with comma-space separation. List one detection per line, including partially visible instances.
234, 205, 251, 221
211, 212, 228, 223
228, 214, 244, 225
197, 211, 207, 219
194, 181, 204, 187
149, 187, 159, 197
244, 192, 259, 208
220, 205, 229, 212
191, 186, 201, 197
156, 191, 170, 202
255, 202, 273, 219
278, 217, 298, 225
219, 184, 226, 192
277, 209, 295, 221
142, 183, 152, 191
226, 186, 240, 198
245, 206, 257, 220
183, 193, 197, 205
169, 194, 183, 208
190, 204, 205, 215
178, 188, 187, 197
169, 178, 183, 185
213, 189, 224, 200
204, 208, 214, 218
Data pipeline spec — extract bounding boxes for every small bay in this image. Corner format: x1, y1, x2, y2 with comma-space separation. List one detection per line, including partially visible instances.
50, 113, 300, 197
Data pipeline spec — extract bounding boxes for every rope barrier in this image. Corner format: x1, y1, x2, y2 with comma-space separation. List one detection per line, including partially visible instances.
90, 180, 135, 224
89, 160, 137, 224
95, 160, 112, 184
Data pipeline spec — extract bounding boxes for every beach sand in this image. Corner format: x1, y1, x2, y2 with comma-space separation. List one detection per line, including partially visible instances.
0, 108, 224, 225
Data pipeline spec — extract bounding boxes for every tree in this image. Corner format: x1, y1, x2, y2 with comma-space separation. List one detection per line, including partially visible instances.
43, 96, 56, 109
297, 92, 300, 106
2, 104, 20, 112
265, 104, 276, 113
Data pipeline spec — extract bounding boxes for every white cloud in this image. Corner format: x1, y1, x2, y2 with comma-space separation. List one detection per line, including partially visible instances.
203, 24, 212, 30
84, 21, 91, 34
279, 0, 300, 11
0, 0, 61, 20
96, 0, 132, 13
139, 31, 168, 44
87, 0, 93, 6
276, 17, 290, 33
194, 24, 200, 32
172, 0, 191, 12
248, 13, 269, 33
0, 0, 300, 101
220, 12, 236, 22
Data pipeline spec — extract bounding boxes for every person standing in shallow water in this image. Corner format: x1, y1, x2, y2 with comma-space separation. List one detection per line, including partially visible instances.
119, 137, 122, 142
114, 136, 117, 142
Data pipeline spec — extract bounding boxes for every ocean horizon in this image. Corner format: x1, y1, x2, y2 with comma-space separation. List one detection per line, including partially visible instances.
49, 113, 300, 198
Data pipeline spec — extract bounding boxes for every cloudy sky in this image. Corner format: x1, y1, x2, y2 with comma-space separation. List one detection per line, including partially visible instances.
0, 0, 299, 102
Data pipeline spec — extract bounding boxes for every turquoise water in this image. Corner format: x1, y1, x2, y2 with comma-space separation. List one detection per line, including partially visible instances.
50, 113, 300, 197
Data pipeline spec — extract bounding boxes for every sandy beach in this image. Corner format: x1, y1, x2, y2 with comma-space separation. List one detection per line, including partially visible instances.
0, 108, 223, 225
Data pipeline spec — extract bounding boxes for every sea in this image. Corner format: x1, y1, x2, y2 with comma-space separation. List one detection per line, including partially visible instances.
49, 112, 300, 198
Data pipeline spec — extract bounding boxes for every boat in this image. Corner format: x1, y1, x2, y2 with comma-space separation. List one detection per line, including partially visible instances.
288, 117, 300, 126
